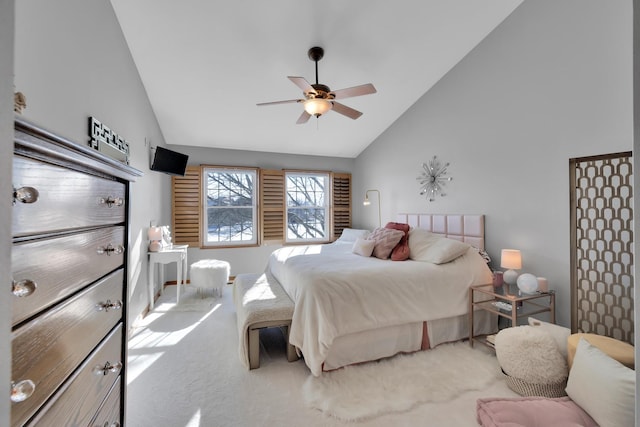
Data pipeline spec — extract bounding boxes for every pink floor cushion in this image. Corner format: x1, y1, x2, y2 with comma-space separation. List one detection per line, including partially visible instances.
476, 396, 598, 427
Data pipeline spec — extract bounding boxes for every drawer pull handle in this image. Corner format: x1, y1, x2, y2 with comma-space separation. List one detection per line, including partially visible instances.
12, 279, 37, 297
13, 186, 39, 205
100, 196, 124, 207
96, 244, 124, 256
102, 422, 120, 427
10, 379, 35, 403
95, 299, 123, 312
93, 361, 122, 376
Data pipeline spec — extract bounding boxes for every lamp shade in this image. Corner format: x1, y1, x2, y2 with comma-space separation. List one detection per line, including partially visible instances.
148, 226, 162, 241
500, 249, 522, 269
304, 98, 332, 116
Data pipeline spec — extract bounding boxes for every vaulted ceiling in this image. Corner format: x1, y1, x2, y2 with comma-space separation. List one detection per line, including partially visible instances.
111, 0, 523, 158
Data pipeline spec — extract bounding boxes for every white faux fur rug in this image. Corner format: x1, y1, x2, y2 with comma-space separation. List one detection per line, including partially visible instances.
303, 342, 501, 421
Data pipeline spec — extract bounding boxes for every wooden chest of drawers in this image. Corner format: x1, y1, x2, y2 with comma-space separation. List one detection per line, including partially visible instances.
10, 118, 141, 426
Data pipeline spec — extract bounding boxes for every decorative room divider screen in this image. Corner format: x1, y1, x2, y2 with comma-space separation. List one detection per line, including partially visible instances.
569, 151, 634, 344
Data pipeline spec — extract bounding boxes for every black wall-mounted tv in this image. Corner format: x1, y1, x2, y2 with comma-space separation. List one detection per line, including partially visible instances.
150, 146, 189, 176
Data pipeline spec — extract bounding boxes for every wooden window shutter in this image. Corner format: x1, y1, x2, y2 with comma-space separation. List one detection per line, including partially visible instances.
260, 169, 285, 244
332, 173, 352, 241
171, 165, 201, 246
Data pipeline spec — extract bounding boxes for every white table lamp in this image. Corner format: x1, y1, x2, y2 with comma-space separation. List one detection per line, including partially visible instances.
501, 249, 522, 286
148, 226, 163, 252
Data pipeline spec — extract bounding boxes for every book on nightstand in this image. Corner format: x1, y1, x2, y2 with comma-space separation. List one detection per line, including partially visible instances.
486, 334, 497, 346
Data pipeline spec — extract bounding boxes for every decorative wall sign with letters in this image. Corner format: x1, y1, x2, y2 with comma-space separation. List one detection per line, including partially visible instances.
88, 116, 130, 164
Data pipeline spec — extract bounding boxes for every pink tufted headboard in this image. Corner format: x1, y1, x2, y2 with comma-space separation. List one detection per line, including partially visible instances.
395, 213, 485, 250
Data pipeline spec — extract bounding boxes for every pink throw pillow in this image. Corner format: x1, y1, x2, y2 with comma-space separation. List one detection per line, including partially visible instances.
367, 227, 405, 259
385, 222, 410, 261
476, 396, 598, 427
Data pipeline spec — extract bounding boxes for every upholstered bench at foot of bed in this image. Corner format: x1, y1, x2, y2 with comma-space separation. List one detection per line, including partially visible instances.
233, 273, 298, 369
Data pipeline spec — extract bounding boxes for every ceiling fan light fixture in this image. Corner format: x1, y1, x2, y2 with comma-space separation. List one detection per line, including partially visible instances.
257, 47, 375, 123
303, 98, 332, 117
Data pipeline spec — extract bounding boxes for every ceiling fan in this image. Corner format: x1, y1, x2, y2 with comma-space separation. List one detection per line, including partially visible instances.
257, 46, 377, 124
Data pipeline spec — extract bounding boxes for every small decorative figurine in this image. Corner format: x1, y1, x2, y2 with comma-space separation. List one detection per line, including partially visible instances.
14, 91, 27, 114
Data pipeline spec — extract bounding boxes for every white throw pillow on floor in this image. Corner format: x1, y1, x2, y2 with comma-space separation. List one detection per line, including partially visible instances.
565, 338, 635, 427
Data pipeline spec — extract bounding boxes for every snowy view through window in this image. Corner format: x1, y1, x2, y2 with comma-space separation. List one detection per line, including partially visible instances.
205, 169, 257, 245
286, 172, 328, 242
204, 169, 330, 245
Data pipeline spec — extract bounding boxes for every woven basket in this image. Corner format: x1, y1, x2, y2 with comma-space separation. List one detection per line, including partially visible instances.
503, 372, 568, 398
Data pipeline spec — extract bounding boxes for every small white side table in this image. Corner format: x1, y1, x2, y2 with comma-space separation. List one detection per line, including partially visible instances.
148, 245, 188, 309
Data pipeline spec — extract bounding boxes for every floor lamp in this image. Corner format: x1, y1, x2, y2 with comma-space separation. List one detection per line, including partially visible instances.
363, 189, 381, 227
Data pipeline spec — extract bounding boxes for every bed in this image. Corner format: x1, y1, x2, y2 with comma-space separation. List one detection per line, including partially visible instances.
265, 213, 496, 376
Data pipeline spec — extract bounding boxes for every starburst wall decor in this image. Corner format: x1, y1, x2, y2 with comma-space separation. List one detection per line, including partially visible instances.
417, 156, 452, 202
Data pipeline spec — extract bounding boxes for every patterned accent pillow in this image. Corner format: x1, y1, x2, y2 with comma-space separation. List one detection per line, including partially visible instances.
367, 227, 405, 259
472, 246, 492, 264
384, 222, 410, 261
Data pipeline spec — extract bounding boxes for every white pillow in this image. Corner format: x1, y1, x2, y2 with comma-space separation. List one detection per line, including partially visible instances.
408, 228, 441, 259
565, 338, 635, 427
528, 317, 571, 359
423, 238, 470, 264
336, 228, 370, 243
409, 229, 470, 264
351, 237, 375, 257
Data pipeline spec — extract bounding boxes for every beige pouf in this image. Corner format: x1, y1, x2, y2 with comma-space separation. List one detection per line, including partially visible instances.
190, 259, 230, 298
567, 333, 634, 369
495, 326, 569, 397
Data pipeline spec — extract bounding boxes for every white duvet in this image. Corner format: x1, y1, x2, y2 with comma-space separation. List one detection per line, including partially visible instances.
266, 242, 493, 376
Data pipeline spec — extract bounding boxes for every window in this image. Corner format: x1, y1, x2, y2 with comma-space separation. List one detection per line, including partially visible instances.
171, 167, 351, 247
285, 171, 329, 243
203, 167, 257, 246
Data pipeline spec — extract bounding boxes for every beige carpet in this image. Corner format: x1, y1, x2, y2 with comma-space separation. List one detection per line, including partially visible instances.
127, 285, 517, 426
150, 285, 221, 312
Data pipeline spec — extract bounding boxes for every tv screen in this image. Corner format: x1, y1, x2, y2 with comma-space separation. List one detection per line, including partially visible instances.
151, 146, 189, 176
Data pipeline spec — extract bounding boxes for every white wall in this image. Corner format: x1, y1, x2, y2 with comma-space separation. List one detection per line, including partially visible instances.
13, 0, 167, 329
354, 0, 633, 328
0, 1, 15, 423
168, 145, 354, 276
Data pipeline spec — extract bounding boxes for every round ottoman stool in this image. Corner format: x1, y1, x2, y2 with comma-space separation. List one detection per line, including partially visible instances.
495, 326, 569, 397
190, 259, 230, 298
567, 333, 634, 369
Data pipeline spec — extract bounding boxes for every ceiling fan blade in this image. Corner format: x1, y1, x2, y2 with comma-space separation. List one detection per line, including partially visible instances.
288, 76, 317, 95
257, 99, 303, 106
296, 111, 311, 124
331, 102, 363, 120
330, 83, 377, 100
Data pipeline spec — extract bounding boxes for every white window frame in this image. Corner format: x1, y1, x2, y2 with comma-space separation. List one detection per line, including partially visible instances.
285, 171, 330, 243
203, 167, 258, 247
